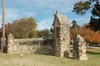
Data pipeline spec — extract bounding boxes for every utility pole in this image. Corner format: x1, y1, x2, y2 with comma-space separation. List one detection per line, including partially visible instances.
1, 0, 5, 52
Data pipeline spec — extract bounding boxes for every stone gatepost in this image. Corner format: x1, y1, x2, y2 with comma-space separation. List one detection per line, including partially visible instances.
76, 35, 88, 60
7, 33, 15, 53
53, 11, 70, 57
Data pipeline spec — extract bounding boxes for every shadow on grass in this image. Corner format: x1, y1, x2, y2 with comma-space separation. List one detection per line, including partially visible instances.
87, 51, 100, 55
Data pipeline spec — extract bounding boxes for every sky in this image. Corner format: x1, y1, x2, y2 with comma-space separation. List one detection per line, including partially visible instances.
0, 0, 92, 30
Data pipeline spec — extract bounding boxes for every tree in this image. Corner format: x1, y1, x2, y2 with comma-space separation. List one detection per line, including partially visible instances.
91, 1, 100, 17
73, 1, 91, 15
10, 17, 37, 38
0, 23, 12, 53
70, 20, 80, 39
73, 0, 100, 31
89, 1, 100, 31
72, 20, 80, 29
37, 29, 52, 39
71, 23, 100, 43
79, 27, 100, 43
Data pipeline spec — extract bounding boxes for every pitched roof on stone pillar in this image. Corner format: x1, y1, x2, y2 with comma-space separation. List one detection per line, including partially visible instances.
53, 10, 70, 25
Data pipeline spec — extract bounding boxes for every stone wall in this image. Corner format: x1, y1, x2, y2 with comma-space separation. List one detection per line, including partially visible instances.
7, 34, 54, 55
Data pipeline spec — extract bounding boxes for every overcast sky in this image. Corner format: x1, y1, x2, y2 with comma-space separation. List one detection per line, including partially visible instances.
0, 0, 91, 30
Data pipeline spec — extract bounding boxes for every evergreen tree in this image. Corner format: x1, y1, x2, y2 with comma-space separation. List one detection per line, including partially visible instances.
73, 0, 100, 31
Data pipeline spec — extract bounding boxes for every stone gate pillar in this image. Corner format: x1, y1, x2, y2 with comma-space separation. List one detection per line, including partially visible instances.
77, 35, 88, 60
7, 33, 15, 53
53, 11, 70, 57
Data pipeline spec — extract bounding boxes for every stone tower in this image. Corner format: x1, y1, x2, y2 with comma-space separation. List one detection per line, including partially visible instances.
53, 11, 70, 57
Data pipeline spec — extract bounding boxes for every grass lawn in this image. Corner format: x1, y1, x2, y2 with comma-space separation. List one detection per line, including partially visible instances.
0, 48, 100, 66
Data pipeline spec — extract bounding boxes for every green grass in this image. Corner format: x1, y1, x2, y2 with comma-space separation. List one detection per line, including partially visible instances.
0, 48, 100, 66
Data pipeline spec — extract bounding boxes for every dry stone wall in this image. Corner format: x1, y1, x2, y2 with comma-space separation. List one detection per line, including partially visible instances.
7, 33, 54, 55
